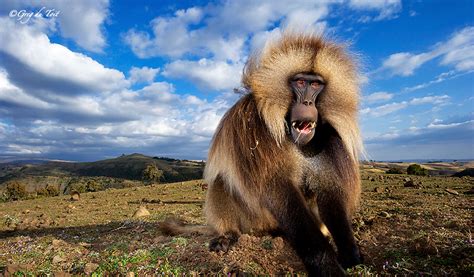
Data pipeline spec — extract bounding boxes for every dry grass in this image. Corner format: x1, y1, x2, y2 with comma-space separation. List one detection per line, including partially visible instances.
0, 171, 472, 275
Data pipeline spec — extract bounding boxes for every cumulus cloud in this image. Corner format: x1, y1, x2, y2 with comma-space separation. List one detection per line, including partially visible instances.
378, 26, 474, 76
0, 18, 128, 94
128, 66, 160, 84
364, 91, 394, 103
122, 1, 337, 92
1, 0, 109, 52
361, 95, 451, 117
361, 101, 408, 117
349, 0, 402, 22
163, 59, 243, 91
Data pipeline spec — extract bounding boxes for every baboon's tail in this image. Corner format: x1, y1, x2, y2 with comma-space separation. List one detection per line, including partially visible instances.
158, 217, 214, 236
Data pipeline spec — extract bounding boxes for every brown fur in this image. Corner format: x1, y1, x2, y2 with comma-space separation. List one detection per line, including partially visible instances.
203, 32, 362, 274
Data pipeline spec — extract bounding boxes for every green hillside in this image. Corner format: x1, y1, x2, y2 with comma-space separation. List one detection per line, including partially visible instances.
0, 154, 204, 186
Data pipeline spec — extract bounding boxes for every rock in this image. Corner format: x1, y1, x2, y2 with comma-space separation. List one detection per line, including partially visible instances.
445, 188, 459, 195
410, 236, 438, 256
84, 263, 99, 275
133, 206, 150, 218
374, 187, 384, 193
272, 237, 285, 250
52, 239, 65, 248
369, 177, 375, 182
52, 255, 65, 264
404, 177, 411, 182
126, 272, 135, 277
378, 211, 391, 218
70, 192, 80, 201
404, 180, 419, 188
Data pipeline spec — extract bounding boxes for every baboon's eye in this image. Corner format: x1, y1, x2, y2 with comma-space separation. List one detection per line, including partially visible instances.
296, 79, 305, 88
310, 82, 321, 89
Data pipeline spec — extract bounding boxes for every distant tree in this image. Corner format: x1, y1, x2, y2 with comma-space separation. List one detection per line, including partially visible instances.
6, 181, 27, 200
386, 168, 404, 174
142, 164, 163, 183
407, 164, 428, 176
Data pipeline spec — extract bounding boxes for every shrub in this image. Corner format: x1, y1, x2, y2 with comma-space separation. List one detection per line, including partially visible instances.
46, 184, 60, 196
6, 181, 27, 200
86, 180, 103, 192
407, 164, 428, 176
386, 168, 403, 174
142, 164, 163, 183
70, 182, 87, 194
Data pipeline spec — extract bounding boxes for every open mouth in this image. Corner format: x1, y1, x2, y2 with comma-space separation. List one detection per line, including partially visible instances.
291, 120, 316, 134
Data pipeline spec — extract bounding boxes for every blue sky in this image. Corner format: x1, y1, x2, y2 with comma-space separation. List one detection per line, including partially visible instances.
0, 0, 472, 162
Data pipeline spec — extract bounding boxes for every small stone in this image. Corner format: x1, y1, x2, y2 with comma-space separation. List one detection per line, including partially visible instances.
133, 206, 150, 218
404, 180, 419, 188
84, 263, 99, 275
373, 187, 384, 193
445, 188, 459, 195
369, 177, 375, 182
70, 192, 80, 201
52, 255, 64, 264
52, 239, 65, 248
126, 272, 135, 277
410, 236, 438, 256
378, 211, 391, 218
272, 237, 285, 250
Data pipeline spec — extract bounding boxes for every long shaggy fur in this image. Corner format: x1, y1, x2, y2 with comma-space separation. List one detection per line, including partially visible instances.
205, 32, 361, 213
203, 32, 363, 274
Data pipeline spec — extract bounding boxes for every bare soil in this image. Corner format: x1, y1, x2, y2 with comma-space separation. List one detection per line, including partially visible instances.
0, 171, 473, 276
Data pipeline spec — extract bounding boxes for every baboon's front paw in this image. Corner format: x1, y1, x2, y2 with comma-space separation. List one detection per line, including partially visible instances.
209, 232, 239, 252
339, 245, 363, 269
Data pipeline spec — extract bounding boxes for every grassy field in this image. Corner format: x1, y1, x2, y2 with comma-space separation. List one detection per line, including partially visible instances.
0, 169, 472, 275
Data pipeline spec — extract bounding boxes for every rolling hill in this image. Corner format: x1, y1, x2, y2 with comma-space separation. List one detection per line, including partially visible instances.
0, 154, 205, 185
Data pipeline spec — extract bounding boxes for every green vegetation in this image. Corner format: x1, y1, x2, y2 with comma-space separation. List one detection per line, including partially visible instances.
5, 181, 27, 200
386, 167, 404, 174
142, 164, 164, 183
0, 154, 205, 201
407, 164, 428, 176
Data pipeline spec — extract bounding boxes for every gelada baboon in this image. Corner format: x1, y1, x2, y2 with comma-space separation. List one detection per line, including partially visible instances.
204, 32, 363, 275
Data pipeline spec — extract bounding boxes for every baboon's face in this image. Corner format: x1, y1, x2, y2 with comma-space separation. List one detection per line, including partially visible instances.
288, 73, 325, 146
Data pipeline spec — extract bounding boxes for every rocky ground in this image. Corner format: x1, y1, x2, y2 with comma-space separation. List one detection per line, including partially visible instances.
0, 172, 472, 276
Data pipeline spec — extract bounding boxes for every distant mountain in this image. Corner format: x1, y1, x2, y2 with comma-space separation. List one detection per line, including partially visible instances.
0, 154, 205, 184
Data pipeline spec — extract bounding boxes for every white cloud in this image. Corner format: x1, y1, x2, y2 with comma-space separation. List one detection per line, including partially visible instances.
364, 91, 393, 103
129, 66, 160, 84
381, 52, 434, 76
361, 101, 408, 117
378, 26, 474, 76
362, 94, 450, 117
349, 0, 402, 21
0, 17, 128, 93
409, 95, 450, 105
1, 0, 109, 52
163, 59, 243, 91
123, 1, 333, 62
